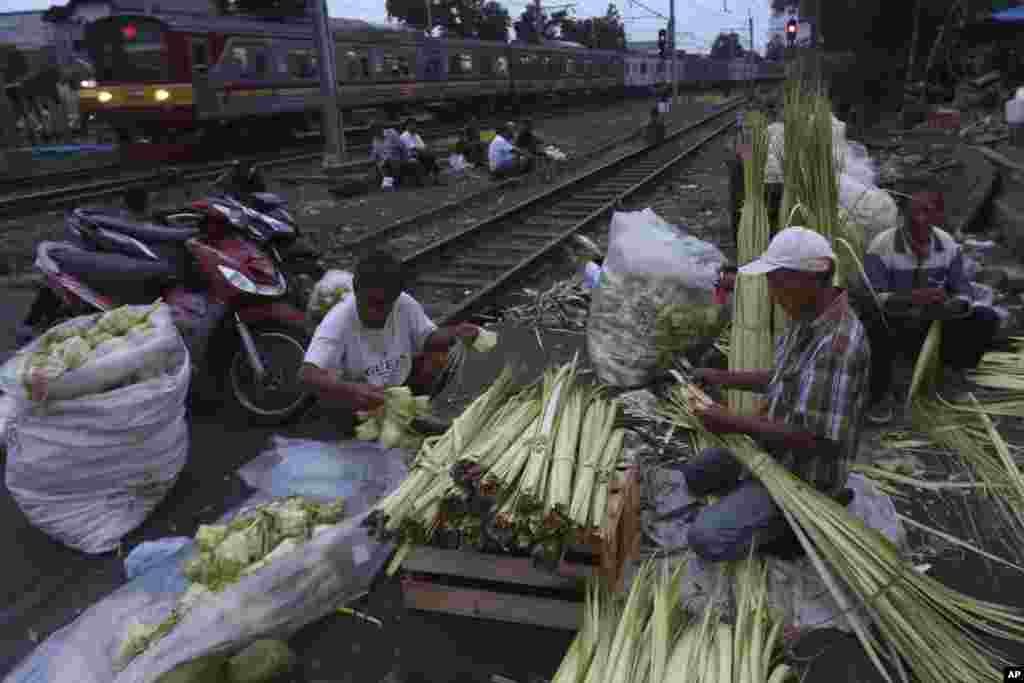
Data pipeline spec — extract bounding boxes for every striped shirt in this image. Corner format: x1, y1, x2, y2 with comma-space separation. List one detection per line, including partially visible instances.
864, 226, 972, 307
762, 292, 871, 496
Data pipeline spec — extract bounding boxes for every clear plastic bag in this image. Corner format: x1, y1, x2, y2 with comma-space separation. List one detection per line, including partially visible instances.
587, 209, 724, 387
4, 440, 408, 683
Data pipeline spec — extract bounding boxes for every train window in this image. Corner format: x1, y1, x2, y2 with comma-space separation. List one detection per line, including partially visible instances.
224, 44, 269, 79
380, 53, 412, 79
496, 56, 508, 75
426, 56, 443, 76
287, 50, 317, 78
565, 58, 575, 75
342, 49, 370, 81
449, 53, 473, 76
479, 55, 493, 76
640, 62, 647, 75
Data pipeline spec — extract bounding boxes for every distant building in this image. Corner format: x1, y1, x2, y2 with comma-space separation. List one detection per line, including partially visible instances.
0, 11, 59, 72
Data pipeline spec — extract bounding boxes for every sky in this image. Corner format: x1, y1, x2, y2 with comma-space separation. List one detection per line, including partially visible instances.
6, 0, 775, 52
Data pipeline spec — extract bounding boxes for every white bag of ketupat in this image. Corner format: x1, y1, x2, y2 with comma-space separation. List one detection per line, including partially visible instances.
587, 209, 725, 388
3, 334, 190, 554
306, 269, 354, 325
838, 173, 901, 246
0, 302, 181, 404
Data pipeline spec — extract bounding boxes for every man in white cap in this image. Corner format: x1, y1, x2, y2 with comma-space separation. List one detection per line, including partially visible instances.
682, 227, 871, 562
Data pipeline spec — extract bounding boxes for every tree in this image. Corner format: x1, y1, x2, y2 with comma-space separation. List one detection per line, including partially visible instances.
710, 32, 745, 59
0, 45, 29, 85
477, 0, 511, 41
554, 4, 625, 49
514, 4, 558, 43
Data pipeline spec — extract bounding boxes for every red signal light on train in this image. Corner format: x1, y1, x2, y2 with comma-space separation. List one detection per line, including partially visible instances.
122, 24, 138, 40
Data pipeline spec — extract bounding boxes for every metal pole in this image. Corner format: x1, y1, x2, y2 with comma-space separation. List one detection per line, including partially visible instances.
748, 12, 754, 98
426, 0, 433, 35
311, 0, 345, 170
669, 0, 676, 105
535, 0, 543, 40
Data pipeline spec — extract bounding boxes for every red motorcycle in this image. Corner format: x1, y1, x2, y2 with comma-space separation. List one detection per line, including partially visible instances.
21, 197, 313, 424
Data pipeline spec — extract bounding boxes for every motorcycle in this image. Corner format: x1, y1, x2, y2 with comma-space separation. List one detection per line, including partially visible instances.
21, 197, 314, 425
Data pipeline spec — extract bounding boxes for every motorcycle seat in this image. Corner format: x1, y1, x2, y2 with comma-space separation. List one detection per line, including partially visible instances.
48, 244, 178, 303
81, 210, 199, 244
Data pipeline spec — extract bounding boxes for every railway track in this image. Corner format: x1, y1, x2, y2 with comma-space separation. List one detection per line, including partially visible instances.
379, 98, 746, 325
0, 97, 646, 219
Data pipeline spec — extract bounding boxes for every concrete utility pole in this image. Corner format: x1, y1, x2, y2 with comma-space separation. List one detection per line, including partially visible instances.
747, 12, 754, 98
669, 0, 676, 105
535, 0, 543, 40
311, 0, 346, 171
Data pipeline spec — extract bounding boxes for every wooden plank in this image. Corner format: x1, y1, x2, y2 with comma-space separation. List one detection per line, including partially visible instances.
402, 546, 589, 589
402, 578, 582, 631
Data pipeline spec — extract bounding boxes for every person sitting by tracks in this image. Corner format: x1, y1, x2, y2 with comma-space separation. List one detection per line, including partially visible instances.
369, 122, 419, 190
488, 122, 533, 180
860, 186, 1001, 425
684, 228, 869, 562
514, 118, 546, 157
400, 118, 444, 186
645, 106, 667, 147
456, 118, 488, 168
297, 248, 482, 433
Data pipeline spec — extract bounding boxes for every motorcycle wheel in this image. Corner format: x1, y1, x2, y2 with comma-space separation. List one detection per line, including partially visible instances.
224, 322, 313, 425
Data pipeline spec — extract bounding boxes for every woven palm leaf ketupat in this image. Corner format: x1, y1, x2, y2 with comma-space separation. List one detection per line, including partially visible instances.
729, 111, 774, 415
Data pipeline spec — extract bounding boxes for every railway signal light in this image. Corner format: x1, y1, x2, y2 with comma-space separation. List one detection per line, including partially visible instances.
658, 29, 668, 59
122, 24, 138, 40
786, 19, 797, 47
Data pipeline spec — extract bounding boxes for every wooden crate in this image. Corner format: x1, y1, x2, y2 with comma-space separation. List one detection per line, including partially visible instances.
399, 465, 640, 631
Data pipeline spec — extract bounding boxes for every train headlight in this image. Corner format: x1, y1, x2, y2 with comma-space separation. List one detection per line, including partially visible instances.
80, 79, 97, 89
155, 89, 171, 102
97, 91, 113, 103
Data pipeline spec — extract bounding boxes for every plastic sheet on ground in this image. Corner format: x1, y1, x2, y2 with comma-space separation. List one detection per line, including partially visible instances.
3, 439, 408, 683
640, 469, 905, 633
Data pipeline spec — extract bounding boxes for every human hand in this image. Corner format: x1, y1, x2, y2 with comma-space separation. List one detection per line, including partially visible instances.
347, 383, 387, 413
452, 322, 481, 343
695, 403, 733, 434
910, 287, 947, 306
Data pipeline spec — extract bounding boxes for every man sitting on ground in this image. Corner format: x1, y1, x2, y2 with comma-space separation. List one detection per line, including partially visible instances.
297, 249, 481, 427
400, 118, 443, 185
685, 228, 871, 562
514, 118, 545, 156
645, 106, 667, 146
488, 122, 532, 179
369, 122, 415, 189
861, 186, 1001, 424
456, 118, 487, 168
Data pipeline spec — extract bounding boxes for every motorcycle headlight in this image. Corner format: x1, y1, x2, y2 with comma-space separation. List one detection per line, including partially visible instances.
217, 265, 287, 296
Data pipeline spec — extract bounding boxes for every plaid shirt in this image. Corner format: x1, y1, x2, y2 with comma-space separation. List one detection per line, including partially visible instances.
762, 292, 871, 496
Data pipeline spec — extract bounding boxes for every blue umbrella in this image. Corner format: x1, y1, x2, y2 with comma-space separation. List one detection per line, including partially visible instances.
991, 7, 1024, 22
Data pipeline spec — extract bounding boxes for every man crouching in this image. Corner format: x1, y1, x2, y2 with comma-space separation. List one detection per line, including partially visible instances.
297, 249, 481, 431
684, 228, 871, 562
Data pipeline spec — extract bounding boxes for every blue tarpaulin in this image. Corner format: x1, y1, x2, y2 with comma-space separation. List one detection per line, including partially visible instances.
991, 7, 1024, 22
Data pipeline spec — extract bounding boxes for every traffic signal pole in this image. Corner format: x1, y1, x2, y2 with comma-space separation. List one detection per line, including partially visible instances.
669, 0, 677, 105
311, 0, 346, 171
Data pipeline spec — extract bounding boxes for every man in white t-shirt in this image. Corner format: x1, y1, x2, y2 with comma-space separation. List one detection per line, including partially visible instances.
399, 118, 442, 185
298, 249, 481, 418
488, 122, 531, 179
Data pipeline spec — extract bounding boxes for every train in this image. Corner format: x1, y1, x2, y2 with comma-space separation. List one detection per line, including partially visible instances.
73, 10, 785, 142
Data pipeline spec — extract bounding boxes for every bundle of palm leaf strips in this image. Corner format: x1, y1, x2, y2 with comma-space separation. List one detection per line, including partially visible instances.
656, 372, 1024, 683
365, 357, 628, 566
551, 556, 797, 683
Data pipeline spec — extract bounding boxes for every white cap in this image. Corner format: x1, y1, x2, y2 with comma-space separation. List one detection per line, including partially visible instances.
738, 227, 835, 276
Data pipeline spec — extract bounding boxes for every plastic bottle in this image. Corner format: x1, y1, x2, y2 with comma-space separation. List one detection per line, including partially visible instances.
581, 261, 603, 291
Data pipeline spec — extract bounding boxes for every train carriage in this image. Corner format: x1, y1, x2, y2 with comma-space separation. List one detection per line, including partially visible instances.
74, 6, 782, 143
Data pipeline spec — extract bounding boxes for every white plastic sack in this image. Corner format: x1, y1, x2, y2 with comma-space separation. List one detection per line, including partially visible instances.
4, 345, 190, 554
449, 153, 468, 173
0, 304, 181, 404
306, 269, 353, 324
4, 440, 408, 683
843, 141, 877, 187
839, 174, 901, 246
587, 209, 724, 387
